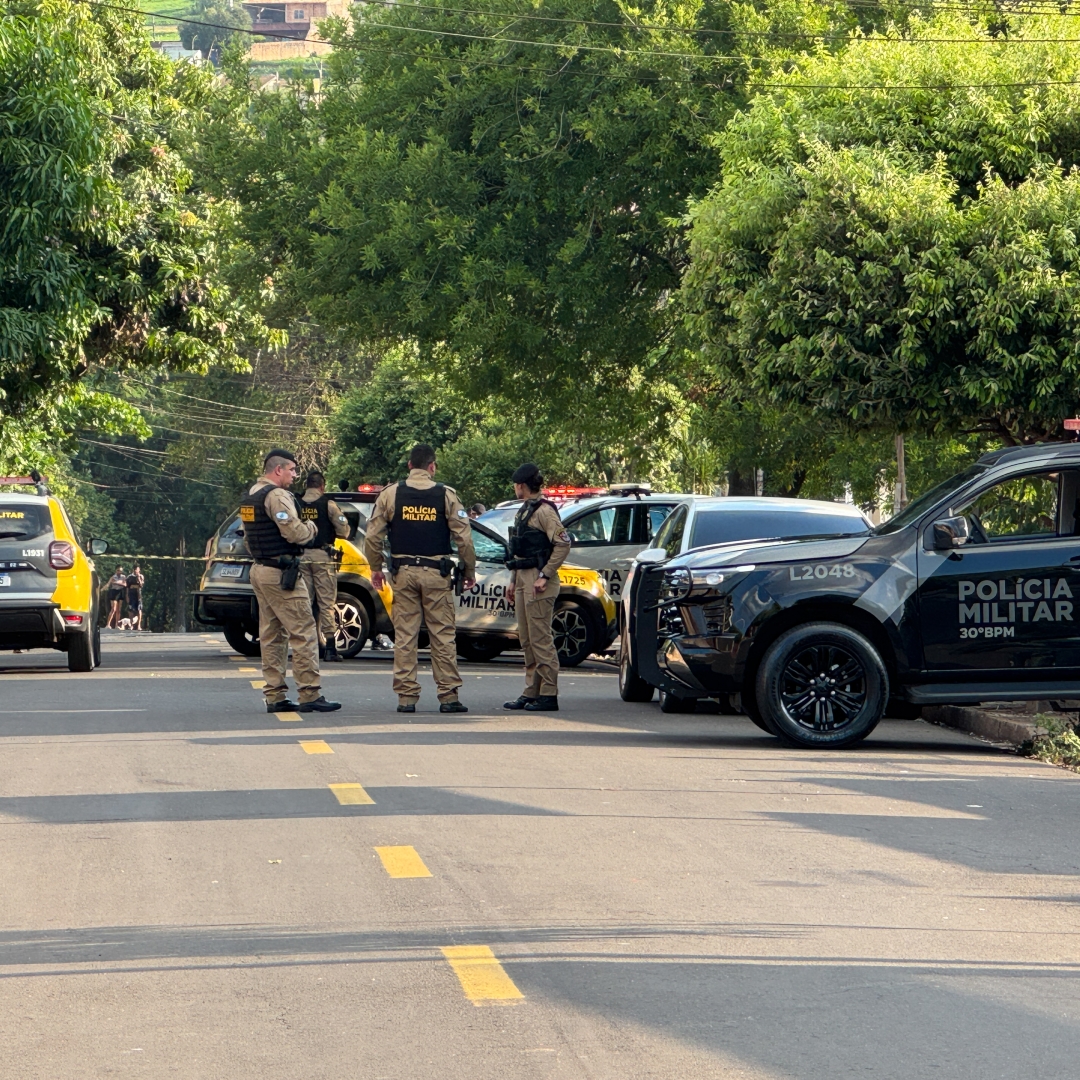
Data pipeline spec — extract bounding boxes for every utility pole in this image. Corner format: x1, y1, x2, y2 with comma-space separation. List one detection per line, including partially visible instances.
895, 433, 908, 511
175, 534, 187, 632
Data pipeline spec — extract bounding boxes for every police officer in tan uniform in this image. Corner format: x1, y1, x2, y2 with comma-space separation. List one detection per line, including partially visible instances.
299, 471, 350, 662
504, 463, 571, 712
365, 444, 477, 713
241, 449, 341, 714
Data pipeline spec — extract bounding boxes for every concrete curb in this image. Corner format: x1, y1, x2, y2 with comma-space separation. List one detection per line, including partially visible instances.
924, 705, 1037, 747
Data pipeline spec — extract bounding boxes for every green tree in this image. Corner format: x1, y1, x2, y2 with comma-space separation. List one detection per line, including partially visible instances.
683, 13, 1080, 445
179, 0, 252, 58
0, 0, 271, 456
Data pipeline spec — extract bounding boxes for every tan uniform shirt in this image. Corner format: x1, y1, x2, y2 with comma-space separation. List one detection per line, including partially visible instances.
517, 499, 571, 580
249, 480, 317, 548
365, 468, 477, 578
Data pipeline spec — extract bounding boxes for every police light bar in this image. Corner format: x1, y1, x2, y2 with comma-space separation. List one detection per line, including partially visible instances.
1065, 419, 1080, 431
356, 483, 384, 493
608, 482, 652, 496
0, 476, 38, 486
543, 486, 606, 499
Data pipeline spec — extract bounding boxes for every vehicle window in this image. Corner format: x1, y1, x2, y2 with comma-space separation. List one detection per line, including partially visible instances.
645, 504, 676, 541
569, 507, 616, 544
470, 526, 507, 563
689, 509, 869, 549
875, 463, 987, 534
0, 503, 51, 540
956, 472, 1061, 542
653, 504, 687, 553
222, 512, 244, 537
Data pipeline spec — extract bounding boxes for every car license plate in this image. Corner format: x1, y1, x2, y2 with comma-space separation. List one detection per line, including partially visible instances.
219, 565, 243, 578
0, 575, 9, 587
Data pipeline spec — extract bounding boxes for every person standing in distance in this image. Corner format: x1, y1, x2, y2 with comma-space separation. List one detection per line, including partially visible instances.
503, 463, 571, 712
365, 444, 477, 713
299, 471, 350, 662
241, 449, 340, 714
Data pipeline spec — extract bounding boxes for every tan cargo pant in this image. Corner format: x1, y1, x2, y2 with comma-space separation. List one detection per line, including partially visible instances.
300, 552, 338, 647
514, 568, 560, 697
250, 563, 321, 705
391, 564, 462, 705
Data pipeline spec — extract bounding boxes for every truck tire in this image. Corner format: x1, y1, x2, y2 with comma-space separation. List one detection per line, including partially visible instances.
618, 628, 653, 702
334, 590, 371, 658
552, 599, 595, 668
224, 622, 261, 657
67, 630, 95, 672
756, 622, 887, 748
456, 636, 505, 663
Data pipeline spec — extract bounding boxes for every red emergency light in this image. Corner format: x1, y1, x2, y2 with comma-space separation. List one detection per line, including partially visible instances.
0, 476, 39, 486
542, 486, 606, 500
356, 483, 384, 493
1065, 419, 1080, 431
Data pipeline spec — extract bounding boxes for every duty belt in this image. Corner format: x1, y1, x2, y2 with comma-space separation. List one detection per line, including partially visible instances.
391, 555, 449, 572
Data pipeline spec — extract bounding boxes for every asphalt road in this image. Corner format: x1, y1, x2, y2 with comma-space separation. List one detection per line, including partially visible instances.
1, 633, 1079, 1079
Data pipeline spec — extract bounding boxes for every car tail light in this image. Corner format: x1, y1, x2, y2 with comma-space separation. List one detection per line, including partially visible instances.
63, 614, 84, 625
49, 541, 75, 569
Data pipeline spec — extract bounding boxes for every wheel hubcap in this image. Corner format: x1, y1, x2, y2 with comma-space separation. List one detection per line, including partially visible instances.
779, 644, 866, 732
553, 610, 587, 659
335, 601, 363, 650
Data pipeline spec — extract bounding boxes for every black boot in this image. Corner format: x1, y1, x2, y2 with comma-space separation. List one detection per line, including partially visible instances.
297, 696, 342, 713
503, 696, 536, 710
524, 696, 558, 711
439, 701, 469, 714
324, 643, 343, 663
266, 699, 298, 713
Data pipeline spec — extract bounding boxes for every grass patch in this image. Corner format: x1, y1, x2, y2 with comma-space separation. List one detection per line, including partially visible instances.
1020, 713, 1080, 770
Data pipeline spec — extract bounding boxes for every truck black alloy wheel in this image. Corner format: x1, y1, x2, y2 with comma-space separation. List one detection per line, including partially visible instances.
618, 627, 654, 702
223, 622, 261, 657
756, 622, 887, 749
552, 600, 595, 667
334, 592, 370, 658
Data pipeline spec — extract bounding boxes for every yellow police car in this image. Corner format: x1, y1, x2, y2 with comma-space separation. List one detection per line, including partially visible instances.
193, 491, 393, 656
0, 476, 109, 671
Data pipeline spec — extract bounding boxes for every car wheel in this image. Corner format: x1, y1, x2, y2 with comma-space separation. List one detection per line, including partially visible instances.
756, 622, 887, 748
658, 689, 697, 713
618, 627, 653, 702
456, 636, 505, 663
92, 621, 102, 667
223, 622, 261, 657
334, 591, 371, 658
67, 630, 95, 672
553, 600, 595, 667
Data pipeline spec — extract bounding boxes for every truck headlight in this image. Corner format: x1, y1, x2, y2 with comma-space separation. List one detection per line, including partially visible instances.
691, 564, 755, 590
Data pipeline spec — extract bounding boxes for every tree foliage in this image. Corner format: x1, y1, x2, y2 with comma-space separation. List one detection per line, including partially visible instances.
684, 14, 1080, 444
179, 0, 252, 57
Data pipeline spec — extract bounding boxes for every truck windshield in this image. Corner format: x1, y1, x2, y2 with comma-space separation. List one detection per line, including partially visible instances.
689, 509, 869, 549
874, 463, 987, 535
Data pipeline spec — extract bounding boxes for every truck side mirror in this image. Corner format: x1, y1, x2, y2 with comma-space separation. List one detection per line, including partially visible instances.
635, 547, 668, 564
931, 516, 970, 550
88, 538, 109, 555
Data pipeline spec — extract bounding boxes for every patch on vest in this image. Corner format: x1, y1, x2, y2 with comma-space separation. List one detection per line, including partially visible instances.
239, 506, 255, 522
300, 507, 319, 520
400, 505, 438, 522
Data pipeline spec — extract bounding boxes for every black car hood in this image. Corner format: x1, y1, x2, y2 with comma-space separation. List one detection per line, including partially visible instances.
671, 533, 873, 570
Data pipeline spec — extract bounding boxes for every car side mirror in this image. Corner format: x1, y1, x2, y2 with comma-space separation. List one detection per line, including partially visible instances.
88, 538, 109, 556
931, 516, 970, 551
635, 547, 667, 564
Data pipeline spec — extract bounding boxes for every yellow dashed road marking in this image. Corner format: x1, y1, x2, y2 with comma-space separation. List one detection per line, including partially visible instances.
441, 946, 523, 1006
239, 667, 257, 673
250, 680, 266, 689
329, 782, 374, 805
299, 740, 333, 754
375, 845, 432, 878
277, 712, 303, 722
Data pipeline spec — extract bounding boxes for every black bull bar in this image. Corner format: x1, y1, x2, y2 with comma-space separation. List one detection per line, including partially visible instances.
629, 565, 700, 699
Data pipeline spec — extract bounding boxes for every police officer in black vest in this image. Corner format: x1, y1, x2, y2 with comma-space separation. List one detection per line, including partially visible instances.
365, 444, 477, 712
299, 471, 350, 661
241, 449, 340, 713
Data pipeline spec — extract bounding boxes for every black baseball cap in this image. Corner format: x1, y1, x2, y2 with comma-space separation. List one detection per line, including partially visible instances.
512, 462, 542, 486
264, 448, 297, 467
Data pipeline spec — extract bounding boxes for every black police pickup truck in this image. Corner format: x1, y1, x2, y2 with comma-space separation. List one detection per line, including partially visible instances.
621, 443, 1080, 748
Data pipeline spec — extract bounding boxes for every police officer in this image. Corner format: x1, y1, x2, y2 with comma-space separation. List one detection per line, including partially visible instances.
365, 444, 477, 713
241, 449, 341, 714
299, 471, 350, 662
503, 463, 571, 712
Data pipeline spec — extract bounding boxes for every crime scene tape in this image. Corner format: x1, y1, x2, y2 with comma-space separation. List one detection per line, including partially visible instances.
100, 554, 208, 561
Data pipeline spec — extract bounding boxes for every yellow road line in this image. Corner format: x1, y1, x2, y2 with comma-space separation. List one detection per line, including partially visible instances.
277, 711, 303, 722
250, 680, 266, 689
239, 667, 257, 673
375, 845, 431, 878
441, 946, 523, 1006
299, 740, 333, 754
329, 782, 374, 805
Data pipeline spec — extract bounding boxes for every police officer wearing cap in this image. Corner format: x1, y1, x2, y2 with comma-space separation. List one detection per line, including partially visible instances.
365, 444, 477, 713
503, 463, 571, 711
241, 449, 340, 713
299, 471, 350, 662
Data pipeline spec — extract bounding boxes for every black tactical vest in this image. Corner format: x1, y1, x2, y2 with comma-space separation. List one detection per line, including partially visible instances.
240, 483, 303, 560
389, 482, 451, 556
300, 493, 337, 547
507, 499, 556, 570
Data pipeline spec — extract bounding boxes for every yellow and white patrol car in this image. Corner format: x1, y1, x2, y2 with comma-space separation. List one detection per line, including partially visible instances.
0, 476, 109, 671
